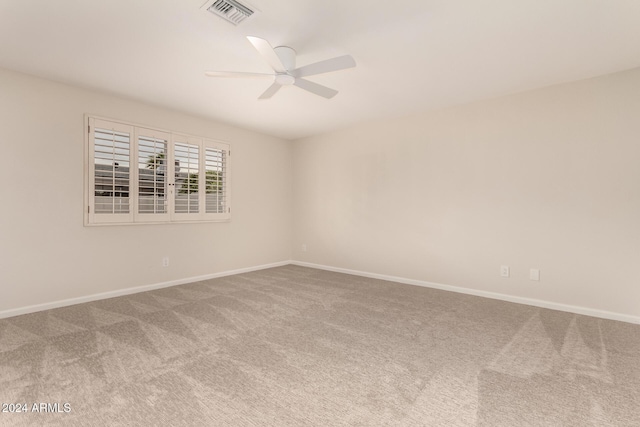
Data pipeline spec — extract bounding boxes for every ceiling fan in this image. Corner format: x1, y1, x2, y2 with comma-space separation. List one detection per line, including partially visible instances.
205, 36, 356, 100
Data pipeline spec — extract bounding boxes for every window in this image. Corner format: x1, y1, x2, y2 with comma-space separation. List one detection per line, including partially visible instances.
85, 116, 230, 225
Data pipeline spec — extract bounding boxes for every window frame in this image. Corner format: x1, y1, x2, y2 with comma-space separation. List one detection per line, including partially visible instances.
84, 115, 231, 226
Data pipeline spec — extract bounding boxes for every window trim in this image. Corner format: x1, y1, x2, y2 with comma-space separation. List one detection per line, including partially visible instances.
84, 114, 231, 226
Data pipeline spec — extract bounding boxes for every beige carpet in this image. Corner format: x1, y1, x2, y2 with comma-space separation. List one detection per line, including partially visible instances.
1, 265, 639, 426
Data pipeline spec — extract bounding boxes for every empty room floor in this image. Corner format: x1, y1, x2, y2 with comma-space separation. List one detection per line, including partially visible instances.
1, 265, 639, 426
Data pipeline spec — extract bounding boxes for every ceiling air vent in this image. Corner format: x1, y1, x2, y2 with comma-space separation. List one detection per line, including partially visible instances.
203, 0, 256, 25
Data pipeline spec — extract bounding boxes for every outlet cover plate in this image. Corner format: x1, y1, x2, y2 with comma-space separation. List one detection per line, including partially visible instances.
500, 265, 510, 278
530, 268, 540, 281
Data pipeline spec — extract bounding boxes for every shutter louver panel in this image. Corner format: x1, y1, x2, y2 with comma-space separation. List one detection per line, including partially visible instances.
93, 127, 131, 214
205, 147, 227, 214
137, 135, 168, 214
174, 142, 200, 214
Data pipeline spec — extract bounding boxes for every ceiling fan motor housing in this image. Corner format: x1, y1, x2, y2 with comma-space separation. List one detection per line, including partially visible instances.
275, 73, 295, 85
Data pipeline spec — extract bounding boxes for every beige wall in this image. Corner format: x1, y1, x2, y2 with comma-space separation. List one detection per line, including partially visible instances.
2, 66, 639, 320
0, 68, 292, 313
293, 68, 640, 318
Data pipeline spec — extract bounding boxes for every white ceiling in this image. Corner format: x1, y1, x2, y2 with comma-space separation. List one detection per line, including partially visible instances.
1, 0, 640, 140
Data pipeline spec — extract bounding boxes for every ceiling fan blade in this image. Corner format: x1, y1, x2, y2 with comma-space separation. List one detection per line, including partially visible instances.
293, 55, 356, 78
205, 71, 274, 78
293, 78, 338, 99
246, 36, 287, 73
258, 82, 282, 100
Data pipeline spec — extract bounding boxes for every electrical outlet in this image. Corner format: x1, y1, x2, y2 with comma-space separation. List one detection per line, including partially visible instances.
530, 268, 540, 281
301, 244, 307, 252
162, 257, 169, 267
500, 265, 510, 278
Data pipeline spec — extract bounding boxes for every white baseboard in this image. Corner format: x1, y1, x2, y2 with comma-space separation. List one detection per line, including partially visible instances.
0, 260, 290, 320
4, 259, 639, 325
291, 260, 640, 325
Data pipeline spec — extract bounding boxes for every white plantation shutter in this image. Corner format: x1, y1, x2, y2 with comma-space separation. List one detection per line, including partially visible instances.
88, 118, 134, 224
172, 136, 201, 221
172, 136, 231, 221
85, 116, 230, 225
204, 141, 229, 217
135, 128, 170, 222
